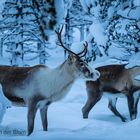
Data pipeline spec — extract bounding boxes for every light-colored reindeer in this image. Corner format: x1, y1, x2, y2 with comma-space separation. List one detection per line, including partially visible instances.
82, 64, 140, 122
0, 27, 100, 135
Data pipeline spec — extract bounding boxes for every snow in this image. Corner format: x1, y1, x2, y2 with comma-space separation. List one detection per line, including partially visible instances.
0, 79, 140, 140
63, 0, 72, 10
125, 52, 140, 68
117, 7, 140, 19
117, 1, 140, 20
135, 75, 140, 81
91, 56, 126, 68
107, 6, 116, 19
79, 0, 89, 13
89, 21, 108, 46
55, 0, 65, 24
134, 0, 140, 6
70, 42, 86, 54
0, 0, 5, 19
0, 84, 11, 123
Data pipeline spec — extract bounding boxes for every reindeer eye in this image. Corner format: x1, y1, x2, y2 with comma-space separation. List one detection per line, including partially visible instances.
80, 62, 84, 67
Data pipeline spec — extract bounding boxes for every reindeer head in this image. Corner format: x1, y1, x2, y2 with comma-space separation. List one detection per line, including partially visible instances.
55, 26, 100, 81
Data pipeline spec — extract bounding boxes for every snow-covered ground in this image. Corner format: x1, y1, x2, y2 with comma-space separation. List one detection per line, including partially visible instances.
0, 48, 140, 140
0, 79, 140, 140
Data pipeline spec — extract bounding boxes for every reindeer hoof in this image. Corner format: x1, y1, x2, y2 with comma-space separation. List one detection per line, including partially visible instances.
83, 116, 88, 119
27, 133, 31, 136
43, 128, 48, 131
27, 130, 33, 136
131, 114, 136, 120
121, 117, 127, 122
83, 114, 88, 119
82, 108, 89, 119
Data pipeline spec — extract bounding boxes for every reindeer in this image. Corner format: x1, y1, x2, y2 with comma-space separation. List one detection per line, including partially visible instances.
82, 64, 140, 122
0, 27, 100, 135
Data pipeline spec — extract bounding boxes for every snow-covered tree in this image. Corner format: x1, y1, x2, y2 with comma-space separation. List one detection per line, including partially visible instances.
0, 0, 65, 65
1, 0, 41, 66
31, 0, 65, 41
0, 34, 3, 57
63, 0, 93, 58
79, 0, 140, 61
37, 42, 50, 64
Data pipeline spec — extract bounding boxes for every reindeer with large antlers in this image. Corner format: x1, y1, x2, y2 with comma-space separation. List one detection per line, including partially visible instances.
0, 26, 100, 135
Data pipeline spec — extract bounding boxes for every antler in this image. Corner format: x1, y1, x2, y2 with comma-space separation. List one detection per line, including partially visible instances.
55, 25, 88, 58
77, 41, 88, 58
55, 25, 78, 56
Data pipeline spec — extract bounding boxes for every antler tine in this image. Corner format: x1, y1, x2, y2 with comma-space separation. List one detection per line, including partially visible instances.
55, 25, 79, 57
78, 41, 88, 58
55, 25, 64, 47
77, 41, 87, 56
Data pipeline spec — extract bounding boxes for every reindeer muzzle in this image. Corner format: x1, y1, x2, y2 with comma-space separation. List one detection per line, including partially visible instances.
90, 70, 100, 81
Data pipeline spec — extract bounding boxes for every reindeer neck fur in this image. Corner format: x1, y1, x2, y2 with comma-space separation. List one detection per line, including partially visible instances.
55, 59, 77, 79
50, 60, 76, 87
37, 59, 76, 102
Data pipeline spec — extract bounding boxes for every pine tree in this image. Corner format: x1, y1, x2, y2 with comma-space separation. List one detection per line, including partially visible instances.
79, 0, 140, 61
0, 0, 50, 66
64, 0, 93, 58
1, 0, 34, 65
31, 0, 64, 41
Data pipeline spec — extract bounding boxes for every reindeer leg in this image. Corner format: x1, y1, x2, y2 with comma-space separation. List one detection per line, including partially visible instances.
40, 101, 51, 131
126, 94, 135, 120
27, 98, 38, 136
108, 98, 126, 122
40, 106, 48, 131
134, 97, 139, 119
82, 81, 102, 119
133, 91, 140, 119
82, 91, 101, 119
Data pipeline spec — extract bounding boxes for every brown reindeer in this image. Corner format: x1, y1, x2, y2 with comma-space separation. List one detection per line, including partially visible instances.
82, 64, 140, 122
0, 27, 100, 135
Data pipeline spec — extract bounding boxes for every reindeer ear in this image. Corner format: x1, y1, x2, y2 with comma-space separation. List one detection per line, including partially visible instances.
68, 53, 77, 63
